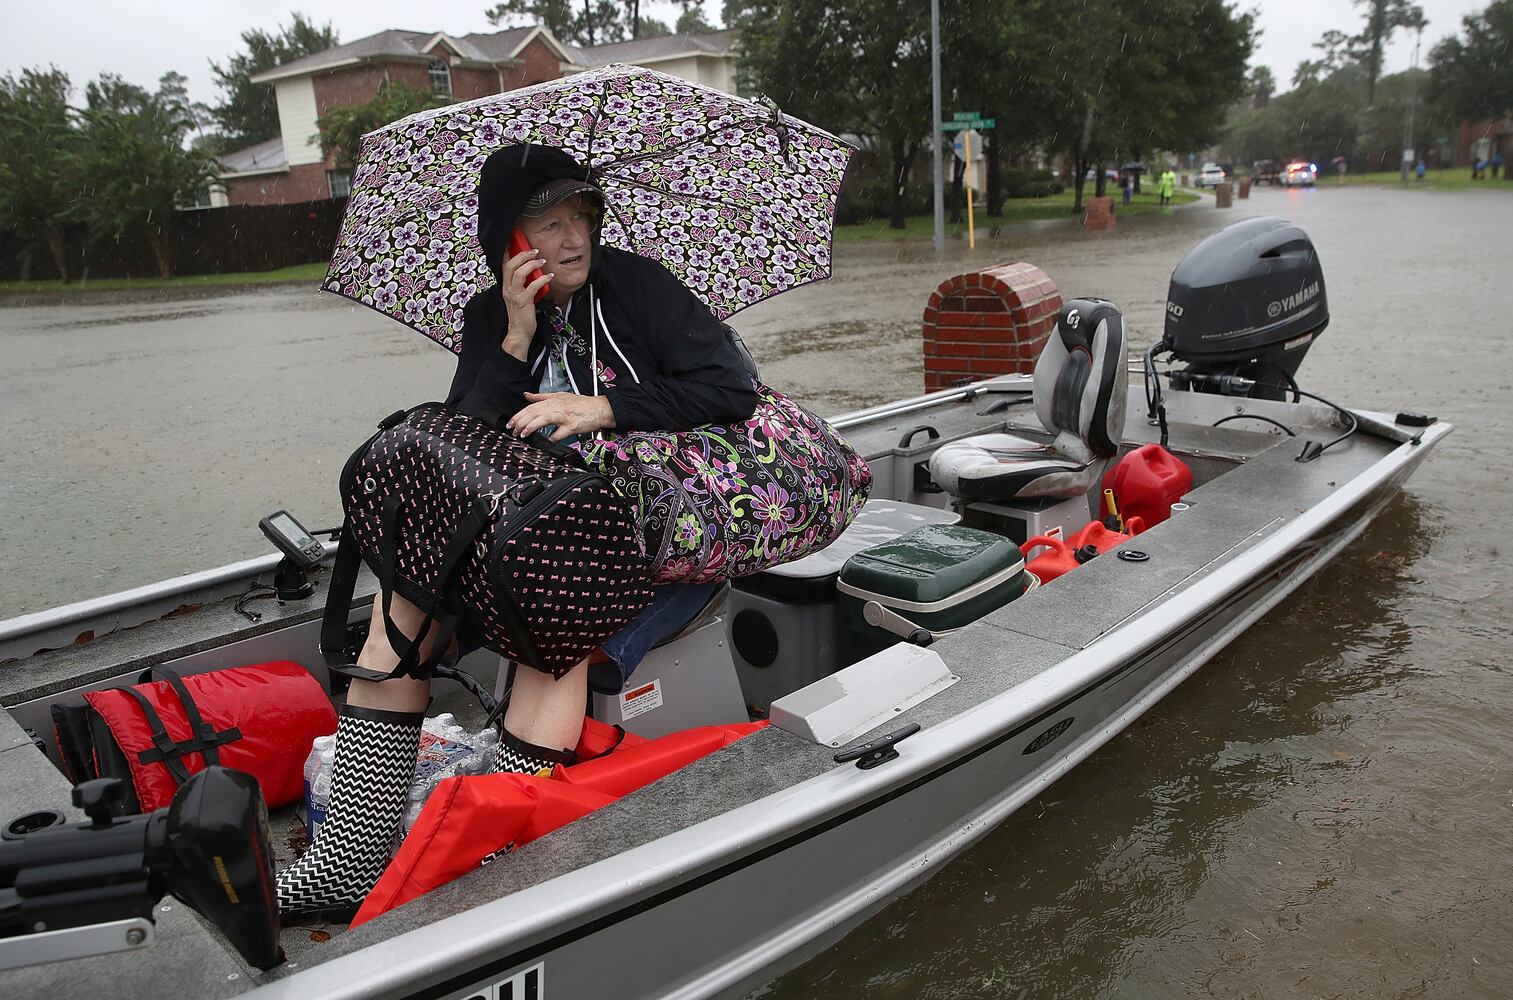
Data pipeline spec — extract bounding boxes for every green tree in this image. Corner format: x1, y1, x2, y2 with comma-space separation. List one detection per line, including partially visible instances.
1428, 0, 1513, 123
739, 0, 931, 228
316, 80, 454, 169
1248, 65, 1276, 108
1353, 0, 1425, 107
209, 13, 339, 149
1046, 0, 1254, 209
485, 0, 706, 45
73, 72, 220, 278
0, 67, 82, 280
675, 6, 718, 33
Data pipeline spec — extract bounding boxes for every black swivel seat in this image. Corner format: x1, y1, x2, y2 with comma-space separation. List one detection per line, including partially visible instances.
928, 298, 1129, 502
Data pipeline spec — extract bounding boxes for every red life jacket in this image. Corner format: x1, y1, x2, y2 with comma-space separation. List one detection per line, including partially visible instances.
352, 717, 768, 926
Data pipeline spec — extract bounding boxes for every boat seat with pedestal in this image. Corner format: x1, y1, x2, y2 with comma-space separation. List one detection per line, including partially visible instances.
928, 299, 1129, 508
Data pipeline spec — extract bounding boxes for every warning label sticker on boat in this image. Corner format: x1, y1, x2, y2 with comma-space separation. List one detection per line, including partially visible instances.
620, 678, 663, 720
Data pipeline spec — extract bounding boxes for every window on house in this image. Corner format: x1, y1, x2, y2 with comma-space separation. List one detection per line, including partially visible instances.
428, 58, 452, 96
328, 171, 352, 199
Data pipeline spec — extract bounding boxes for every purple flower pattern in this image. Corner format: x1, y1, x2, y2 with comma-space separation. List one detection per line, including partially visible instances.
573, 382, 871, 584
324, 65, 853, 352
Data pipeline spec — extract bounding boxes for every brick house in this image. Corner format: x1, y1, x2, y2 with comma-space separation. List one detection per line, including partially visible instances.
217, 27, 739, 206
1453, 117, 1513, 170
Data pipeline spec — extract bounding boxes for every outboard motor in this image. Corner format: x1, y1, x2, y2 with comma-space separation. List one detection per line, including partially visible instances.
1162, 217, 1328, 401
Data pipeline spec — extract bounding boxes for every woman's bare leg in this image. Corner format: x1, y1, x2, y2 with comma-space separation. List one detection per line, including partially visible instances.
502, 656, 589, 750
344, 594, 441, 713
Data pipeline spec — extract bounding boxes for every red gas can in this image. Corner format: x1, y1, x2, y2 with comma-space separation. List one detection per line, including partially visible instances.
1103, 444, 1192, 529
1021, 519, 1144, 584
1021, 534, 1079, 583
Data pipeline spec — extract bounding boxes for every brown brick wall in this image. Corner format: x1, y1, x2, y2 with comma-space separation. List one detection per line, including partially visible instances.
313, 62, 429, 117
921, 262, 1062, 392
451, 65, 498, 101
503, 37, 564, 89
224, 163, 332, 206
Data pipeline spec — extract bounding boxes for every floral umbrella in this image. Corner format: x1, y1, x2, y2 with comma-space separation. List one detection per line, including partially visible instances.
324, 64, 855, 353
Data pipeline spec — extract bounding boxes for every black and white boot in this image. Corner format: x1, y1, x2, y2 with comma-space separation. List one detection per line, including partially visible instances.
276, 704, 422, 920
493, 728, 575, 777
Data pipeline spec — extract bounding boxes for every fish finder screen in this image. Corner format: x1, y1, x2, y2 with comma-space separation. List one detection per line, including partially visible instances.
270, 513, 314, 549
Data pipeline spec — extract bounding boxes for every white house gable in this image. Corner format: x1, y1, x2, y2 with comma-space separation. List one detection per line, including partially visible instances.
274, 76, 322, 166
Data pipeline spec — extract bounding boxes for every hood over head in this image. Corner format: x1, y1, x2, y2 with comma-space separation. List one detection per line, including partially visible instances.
476, 143, 603, 284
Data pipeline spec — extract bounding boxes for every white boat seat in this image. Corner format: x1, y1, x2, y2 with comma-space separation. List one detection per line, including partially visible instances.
929, 298, 1128, 501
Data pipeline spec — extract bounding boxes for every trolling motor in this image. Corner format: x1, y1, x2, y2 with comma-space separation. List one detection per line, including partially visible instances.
0, 766, 282, 972
1159, 216, 1329, 401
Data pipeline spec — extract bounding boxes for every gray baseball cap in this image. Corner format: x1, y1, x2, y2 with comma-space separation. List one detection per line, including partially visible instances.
520, 177, 605, 217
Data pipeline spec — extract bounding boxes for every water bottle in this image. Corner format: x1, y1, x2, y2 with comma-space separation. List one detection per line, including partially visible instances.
391, 783, 429, 855
302, 735, 335, 839
307, 747, 335, 843
414, 716, 478, 787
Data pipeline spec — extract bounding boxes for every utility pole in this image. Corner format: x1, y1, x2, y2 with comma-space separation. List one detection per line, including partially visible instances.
931, 0, 944, 252
1401, 24, 1423, 185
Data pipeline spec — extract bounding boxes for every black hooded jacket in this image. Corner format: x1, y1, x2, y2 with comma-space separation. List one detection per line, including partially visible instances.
446, 144, 758, 431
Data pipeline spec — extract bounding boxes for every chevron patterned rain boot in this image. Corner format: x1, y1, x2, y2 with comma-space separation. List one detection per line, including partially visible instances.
493, 728, 575, 778
277, 704, 423, 921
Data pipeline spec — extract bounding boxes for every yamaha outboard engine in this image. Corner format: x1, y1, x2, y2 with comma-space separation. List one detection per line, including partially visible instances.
1162, 217, 1328, 400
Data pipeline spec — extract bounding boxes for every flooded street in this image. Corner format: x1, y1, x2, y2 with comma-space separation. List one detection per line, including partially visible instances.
3, 185, 1512, 997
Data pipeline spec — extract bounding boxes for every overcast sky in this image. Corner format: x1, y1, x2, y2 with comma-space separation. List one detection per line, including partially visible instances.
0, 0, 1489, 112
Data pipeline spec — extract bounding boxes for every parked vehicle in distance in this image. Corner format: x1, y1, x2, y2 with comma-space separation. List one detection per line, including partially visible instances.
1252, 159, 1281, 184
1196, 162, 1227, 188
1282, 161, 1317, 187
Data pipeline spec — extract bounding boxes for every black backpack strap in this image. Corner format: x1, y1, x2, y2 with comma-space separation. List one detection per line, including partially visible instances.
125, 670, 243, 781
320, 519, 364, 669
328, 495, 490, 684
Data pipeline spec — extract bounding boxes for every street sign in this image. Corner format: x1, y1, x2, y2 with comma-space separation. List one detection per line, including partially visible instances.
942, 118, 994, 131
953, 111, 980, 122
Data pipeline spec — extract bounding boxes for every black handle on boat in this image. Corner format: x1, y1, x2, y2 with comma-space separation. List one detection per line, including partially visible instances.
897, 424, 939, 449
834, 723, 922, 770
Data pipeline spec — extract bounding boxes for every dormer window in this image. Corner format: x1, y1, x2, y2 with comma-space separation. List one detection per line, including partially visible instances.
428, 58, 452, 96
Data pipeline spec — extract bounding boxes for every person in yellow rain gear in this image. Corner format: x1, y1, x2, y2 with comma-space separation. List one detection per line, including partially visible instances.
1158, 167, 1177, 206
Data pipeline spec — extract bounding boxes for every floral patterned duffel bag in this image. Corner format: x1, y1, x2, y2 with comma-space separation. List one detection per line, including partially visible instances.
573, 382, 872, 585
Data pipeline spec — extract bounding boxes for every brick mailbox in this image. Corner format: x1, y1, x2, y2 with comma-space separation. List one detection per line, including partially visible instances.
1215, 181, 1234, 208
921, 262, 1063, 392
1085, 195, 1115, 231
1238, 177, 1252, 199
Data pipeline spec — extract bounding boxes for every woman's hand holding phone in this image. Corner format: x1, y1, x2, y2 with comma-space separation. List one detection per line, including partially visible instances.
500, 235, 552, 360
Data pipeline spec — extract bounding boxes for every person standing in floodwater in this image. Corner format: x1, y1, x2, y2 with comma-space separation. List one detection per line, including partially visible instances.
1158, 168, 1176, 206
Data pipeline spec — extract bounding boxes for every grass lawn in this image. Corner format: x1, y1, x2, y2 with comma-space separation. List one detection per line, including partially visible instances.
1314, 169, 1513, 192
0, 261, 328, 297
834, 188, 1202, 241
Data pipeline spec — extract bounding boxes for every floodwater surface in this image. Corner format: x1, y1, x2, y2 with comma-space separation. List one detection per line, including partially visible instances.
1, 185, 1510, 998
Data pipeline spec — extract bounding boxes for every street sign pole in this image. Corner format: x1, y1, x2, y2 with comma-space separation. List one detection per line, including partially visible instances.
946, 117, 994, 249
930, 0, 944, 252
965, 128, 975, 249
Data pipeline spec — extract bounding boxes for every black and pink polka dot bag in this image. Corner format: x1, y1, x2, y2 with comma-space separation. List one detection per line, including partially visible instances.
322, 403, 654, 680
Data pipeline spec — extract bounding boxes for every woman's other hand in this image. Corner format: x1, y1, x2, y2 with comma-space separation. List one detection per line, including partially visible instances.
500, 247, 552, 360
508, 392, 615, 441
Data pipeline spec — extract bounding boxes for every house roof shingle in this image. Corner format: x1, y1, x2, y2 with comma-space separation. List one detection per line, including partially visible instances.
570, 30, 736, 67
248, 26, 547, 83
217, 136, 287, 175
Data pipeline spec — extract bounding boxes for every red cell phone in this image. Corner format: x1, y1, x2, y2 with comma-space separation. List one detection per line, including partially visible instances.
507, 230, 550, 303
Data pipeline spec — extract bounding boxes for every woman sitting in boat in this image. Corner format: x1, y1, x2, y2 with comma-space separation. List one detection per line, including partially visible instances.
276, 144, 758, 918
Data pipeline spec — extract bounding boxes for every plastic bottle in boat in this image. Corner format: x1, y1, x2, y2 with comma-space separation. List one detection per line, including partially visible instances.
302, 733, 335, 829
307, 747, 336, 843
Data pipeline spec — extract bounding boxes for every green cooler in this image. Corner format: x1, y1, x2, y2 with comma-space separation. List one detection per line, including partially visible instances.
837, 524, 1027, 657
